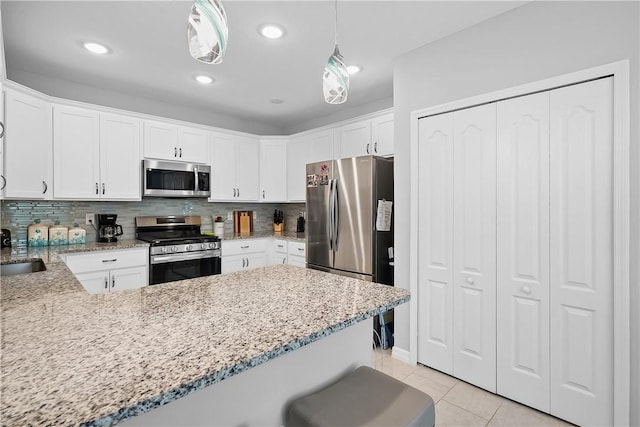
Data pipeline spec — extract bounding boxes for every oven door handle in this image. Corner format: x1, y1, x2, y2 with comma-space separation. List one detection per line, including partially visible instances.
151, 250, 220, 264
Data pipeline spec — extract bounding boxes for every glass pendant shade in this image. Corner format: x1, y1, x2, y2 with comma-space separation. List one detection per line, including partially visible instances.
323, 45, 349, 104
187, 0, 228, 64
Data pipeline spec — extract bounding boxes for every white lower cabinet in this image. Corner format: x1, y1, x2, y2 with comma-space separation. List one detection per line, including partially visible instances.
273, 239, 288, 265
287, 241, 306, 267
64, 247, 148, 294
221, 238, 267, 274
417, 78, 614, 426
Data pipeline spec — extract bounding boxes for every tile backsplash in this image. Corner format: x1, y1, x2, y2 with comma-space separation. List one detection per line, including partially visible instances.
0, 199, 305, 246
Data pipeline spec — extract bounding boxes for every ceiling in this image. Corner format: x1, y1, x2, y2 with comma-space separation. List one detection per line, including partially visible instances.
2, 1, 526, 132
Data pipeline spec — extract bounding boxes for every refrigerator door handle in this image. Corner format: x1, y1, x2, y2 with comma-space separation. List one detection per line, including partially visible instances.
327, 180, 334, 250
333, 180, 340, 250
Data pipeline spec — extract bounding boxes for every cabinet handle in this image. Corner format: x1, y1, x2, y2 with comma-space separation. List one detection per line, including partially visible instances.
42, 181, 48, 194
366, 143, 370, 154
282, 256, 286, 264
237, 188, 240, 198
102, 258, 117, 263
0, 121, 5, 139
466, 277, 474, 285
102, 183, 105, 195
374, 142, 378, 153
104, 277, 108, 289
112, 275, 116, 288
298, 248, 304, 252
521, 285, 531, 295
174, 147, 178, 157
241, 245, 249, 249
0, 175, 5, 190
246, 258, 249, 267
95, 183, 99, 195
233, 188, 237, 197
179, 147, 182, 158
263, 190, 265, 199
277, 244, 284, 248
242, 258, 246, 268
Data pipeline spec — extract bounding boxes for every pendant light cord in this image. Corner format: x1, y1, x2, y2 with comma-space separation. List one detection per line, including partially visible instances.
334, 0, 338, 46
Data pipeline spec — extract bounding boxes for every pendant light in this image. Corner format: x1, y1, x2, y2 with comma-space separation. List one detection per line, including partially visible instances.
187, 0, 228, 64
323, 0, 349, 104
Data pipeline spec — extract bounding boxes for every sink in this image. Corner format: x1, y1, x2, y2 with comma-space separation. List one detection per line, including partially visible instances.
1, 259, 47, 276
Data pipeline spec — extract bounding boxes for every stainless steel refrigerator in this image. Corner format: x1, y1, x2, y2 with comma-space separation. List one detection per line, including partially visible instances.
306, 156, 394, 285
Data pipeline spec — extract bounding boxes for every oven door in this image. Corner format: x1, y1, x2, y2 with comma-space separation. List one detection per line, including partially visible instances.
149, 250, 221, 285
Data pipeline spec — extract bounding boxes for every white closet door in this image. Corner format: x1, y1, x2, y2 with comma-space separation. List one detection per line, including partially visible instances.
549, 78, 614, 426
417, 113, 454, 374
452, 103, 497, 392
496, 91, 550, 412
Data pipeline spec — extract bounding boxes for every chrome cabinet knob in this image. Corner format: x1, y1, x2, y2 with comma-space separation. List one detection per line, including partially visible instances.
521, 285, 532, 295
466, 277, 474, 285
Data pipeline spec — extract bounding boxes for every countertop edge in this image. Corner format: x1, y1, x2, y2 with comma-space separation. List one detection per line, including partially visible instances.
86, 294, 410, 427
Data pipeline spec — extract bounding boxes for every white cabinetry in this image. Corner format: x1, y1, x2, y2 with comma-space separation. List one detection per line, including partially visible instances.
64, 247, 148, 294
53, 106, 141, 200
260, 138, 287, 202
337, 113, 393, 159
0, 81, 5, 198
273, 239, 288, 265
210, 132, 260, 201
287, 129, 334, 202
287, 241, 306, 267
143, 120, 207, 163
3, 87, 52, 199
221, 238, 267, 274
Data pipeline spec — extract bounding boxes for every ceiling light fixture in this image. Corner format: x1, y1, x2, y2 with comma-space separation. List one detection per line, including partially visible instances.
187, 0, 228, 64
260, 24, 285, 39
83, 42, 109, 55
269, 98, 284, 104
195, 75, 214, 84
347, 65, 361, 75
323, 0, 349, 104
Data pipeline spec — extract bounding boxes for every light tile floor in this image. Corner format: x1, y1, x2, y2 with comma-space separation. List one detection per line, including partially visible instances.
372, 349, 576, 427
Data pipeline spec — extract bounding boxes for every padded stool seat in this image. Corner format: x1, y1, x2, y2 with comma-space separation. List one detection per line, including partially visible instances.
285, 366, 435, 427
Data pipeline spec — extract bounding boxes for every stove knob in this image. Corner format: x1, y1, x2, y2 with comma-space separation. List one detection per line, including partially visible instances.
201, 243, 207, 250
172, 246, 179, 252
161, 247, 168, 253
186, 244, 192, 251
209, 243, 215, 249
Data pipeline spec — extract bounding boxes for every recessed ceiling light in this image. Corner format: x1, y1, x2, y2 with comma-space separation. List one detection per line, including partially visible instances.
269, 99, 284, 104
82, 42, 109, 55
259, 24, 285, 39
195, 75, 214, 84
347, 65, 361, 75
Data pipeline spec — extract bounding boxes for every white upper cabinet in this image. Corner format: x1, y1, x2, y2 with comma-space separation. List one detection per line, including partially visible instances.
3, 87, 52, 199
287, 129, 333, 202
143, 120, 207, 163
260, 138, 288, 202
337, 113, 394, 159
0, 82, 5, 199
209, 132, 259, 201
54, 106, 142, 200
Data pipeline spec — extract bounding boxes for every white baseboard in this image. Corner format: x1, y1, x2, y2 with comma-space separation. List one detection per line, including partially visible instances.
392, 346, 412, 365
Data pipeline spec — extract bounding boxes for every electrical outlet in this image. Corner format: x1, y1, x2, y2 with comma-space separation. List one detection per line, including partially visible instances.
85, 213, 94, 225
227, 212, 233, 221
253, 211, 257, 219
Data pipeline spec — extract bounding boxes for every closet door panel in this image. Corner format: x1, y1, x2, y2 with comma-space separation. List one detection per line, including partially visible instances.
417, 113, 454, 374
549, 77, 613, 426
497, 91, 550, 412
452, 103, 497, 392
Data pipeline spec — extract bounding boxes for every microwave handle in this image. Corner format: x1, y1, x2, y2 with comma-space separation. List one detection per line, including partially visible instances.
194, 167, 199, 192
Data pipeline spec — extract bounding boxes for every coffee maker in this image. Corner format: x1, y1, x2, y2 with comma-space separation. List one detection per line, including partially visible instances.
95, 214, 123, 243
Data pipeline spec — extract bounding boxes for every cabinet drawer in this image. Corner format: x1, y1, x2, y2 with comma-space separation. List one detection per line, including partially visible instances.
287, 241, 306, 257
222, 238, 267, 256
273, 239, 287, 254
65, 247, 148, 274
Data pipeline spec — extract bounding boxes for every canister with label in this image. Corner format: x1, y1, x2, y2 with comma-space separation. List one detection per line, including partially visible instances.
49, 221, 68, 245
68, 223, 86, 245
28, 219, 49, 247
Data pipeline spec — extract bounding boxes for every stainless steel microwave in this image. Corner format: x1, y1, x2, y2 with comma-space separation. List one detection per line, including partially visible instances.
143, 159, 211, 198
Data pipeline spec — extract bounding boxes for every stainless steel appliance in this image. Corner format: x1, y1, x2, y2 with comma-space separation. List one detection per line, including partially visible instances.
143, 159, 211, 198
135, 215, 221, 285
306, 156, 394, 285
95, 214, 123, 243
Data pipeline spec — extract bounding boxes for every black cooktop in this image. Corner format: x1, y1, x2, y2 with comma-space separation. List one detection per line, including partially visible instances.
137, 233, 220, 246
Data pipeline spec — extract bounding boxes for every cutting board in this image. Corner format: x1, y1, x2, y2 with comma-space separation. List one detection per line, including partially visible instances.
233, 211, 253, 234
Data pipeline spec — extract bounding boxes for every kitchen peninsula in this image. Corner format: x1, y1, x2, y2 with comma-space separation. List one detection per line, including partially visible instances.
1, 249, 409, 426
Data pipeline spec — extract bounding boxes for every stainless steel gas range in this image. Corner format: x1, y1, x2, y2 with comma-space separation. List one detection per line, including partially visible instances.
135, 215, 221, 285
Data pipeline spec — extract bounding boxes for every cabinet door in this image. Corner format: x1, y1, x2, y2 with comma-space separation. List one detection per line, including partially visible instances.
53, 106, 100, 199
235, 135, 260, 201
287, 136, 308, 202
143, 120, 178, 160
260, 139, 287, 202
4, 88, 52, 199
452, 104, 497, 392
0, 82, 5, 199
339, 119, 371, 158
221, 254, 244, 274
288, 255, 306, 268
110, 266, 147, 291
417, 112, 454, 374
209, 132, 237, 200
371, 113, 394, 156
496, 91, 550, 412
178, 126, 208, 163
100, 113, 142, 200
244, 252, 266, 270
76, 271, 110, 294
549, 78, 614, 427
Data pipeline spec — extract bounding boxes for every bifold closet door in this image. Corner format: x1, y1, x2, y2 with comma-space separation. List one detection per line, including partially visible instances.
452, 104, 497, 392
496, 91, 550, 412
417, 113, 454, 374
549, 77, 614, 426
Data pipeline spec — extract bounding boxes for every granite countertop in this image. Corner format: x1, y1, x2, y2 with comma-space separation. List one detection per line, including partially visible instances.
221, 230, 305, 242
1, 249, 409, 426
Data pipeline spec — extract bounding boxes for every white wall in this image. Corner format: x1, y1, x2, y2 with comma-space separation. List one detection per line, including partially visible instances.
6, 68, 283, 135
392, 2, 639, 424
